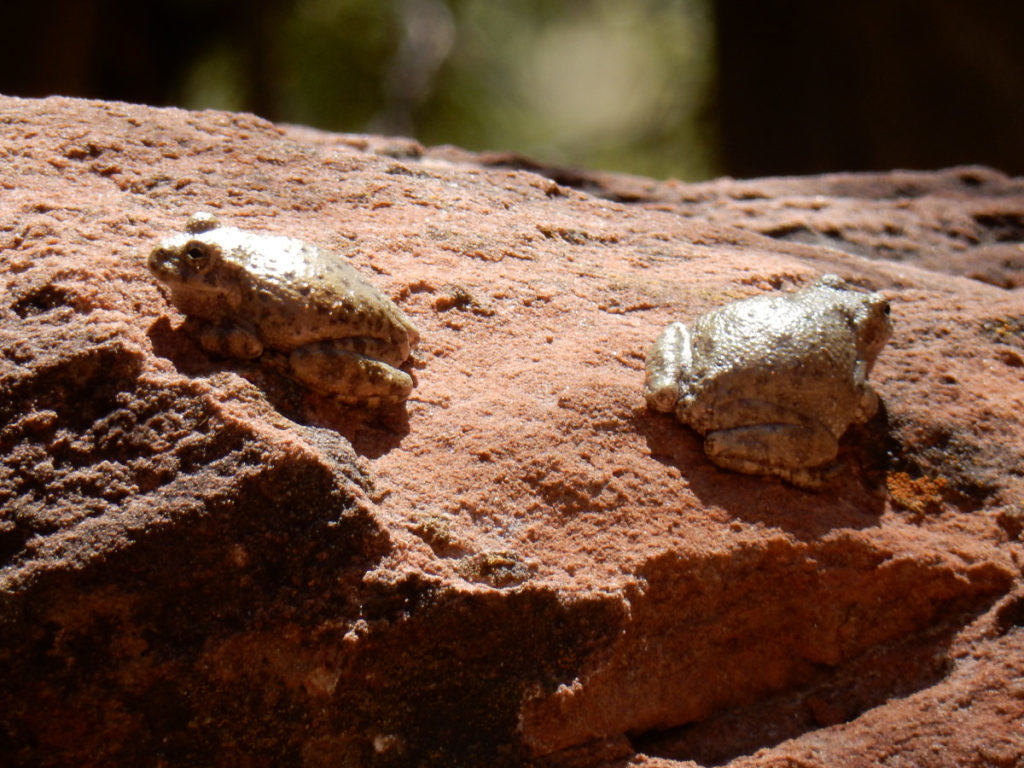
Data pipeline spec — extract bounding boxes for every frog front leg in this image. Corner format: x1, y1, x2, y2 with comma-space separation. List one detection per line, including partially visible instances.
701, 399, 839, 488
644, 321, 692, 412
188, 320, 263, 359
852, 360, 880, 422
288, 339, 414, 404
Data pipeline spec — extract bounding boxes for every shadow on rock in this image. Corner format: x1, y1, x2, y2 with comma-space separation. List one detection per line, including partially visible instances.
631, 597, 983, 767
148, 316, 412, 458
631, 405, 889, 536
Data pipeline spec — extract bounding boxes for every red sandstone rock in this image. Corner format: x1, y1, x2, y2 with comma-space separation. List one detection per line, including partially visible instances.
1, 95, 1023, 767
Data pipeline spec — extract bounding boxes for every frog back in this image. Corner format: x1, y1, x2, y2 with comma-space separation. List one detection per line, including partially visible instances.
681, 294, 865, 435
218, 231, 415, 353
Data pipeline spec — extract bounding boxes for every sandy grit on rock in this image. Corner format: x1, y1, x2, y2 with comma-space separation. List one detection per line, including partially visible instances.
1, 95, 1023, 767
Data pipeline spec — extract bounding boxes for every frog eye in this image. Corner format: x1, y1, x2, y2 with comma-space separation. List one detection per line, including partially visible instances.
182, 241, 213, 272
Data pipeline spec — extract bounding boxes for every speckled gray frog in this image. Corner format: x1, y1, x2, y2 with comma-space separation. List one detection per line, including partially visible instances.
148, 212, 419, 404
644, 275, 891, 488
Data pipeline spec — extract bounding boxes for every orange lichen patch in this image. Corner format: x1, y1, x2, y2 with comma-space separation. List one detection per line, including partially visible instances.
887, 471, 948, 514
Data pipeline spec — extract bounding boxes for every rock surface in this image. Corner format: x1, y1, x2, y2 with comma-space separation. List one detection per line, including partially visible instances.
1, 95, 1023, 767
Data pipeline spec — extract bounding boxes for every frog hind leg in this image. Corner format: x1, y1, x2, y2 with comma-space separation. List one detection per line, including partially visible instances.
321, 336, 408, 368
289, 341, 413, 405
704, 424, 839, 489
702, 400, 839, 489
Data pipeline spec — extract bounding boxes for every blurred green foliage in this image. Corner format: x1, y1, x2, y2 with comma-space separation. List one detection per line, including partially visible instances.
178, 0, 717, 180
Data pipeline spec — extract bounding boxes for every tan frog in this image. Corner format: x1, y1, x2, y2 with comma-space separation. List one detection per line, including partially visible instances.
148, 212, 419, 404
644, 275, 891, 488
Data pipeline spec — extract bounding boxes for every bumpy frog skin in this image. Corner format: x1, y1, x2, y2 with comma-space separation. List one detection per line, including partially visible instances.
644, 275, 892, 488
148, 212, 419, 404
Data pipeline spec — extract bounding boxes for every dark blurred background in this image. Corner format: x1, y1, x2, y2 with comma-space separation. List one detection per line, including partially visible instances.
2, 0, 1022, 180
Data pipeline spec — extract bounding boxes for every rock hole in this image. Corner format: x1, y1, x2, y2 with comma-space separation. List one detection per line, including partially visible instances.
957, 170, 986, 187
10, 284, 83, 318
973, 212, 1024, 243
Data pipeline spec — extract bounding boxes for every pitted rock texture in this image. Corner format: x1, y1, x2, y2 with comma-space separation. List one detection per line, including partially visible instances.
1, 95, 1023, 768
